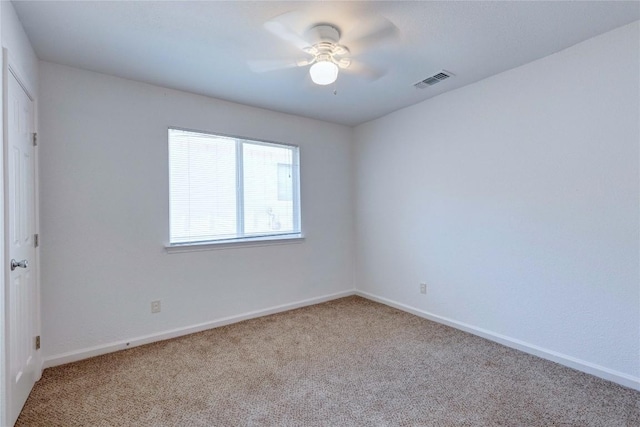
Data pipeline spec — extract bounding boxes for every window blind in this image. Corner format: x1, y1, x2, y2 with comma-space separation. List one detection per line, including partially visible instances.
169, 129, 300, 245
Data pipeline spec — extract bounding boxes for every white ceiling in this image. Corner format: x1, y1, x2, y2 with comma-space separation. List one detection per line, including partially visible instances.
12, 1, 640, 126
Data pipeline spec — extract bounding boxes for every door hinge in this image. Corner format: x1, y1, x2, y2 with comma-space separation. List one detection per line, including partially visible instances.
34, 233, 39, 248
35, 335, 40, 350
32, 132, 37, 146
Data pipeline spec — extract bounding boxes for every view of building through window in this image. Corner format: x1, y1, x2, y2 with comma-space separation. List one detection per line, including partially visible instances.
169, 129, 300, 244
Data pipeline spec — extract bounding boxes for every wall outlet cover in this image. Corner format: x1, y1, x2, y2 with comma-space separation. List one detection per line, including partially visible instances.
151, 300, 161, 313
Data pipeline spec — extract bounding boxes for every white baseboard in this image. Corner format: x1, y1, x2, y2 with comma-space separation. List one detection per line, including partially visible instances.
356, 290, 640, 392
42, 288, 640, 392
44, 289, 356, 369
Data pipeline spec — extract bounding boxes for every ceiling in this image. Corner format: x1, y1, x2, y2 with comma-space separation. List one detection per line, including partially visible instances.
12, 1, 640, 126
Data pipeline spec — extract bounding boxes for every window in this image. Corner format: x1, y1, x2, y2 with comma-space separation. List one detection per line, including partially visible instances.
168, 128, 301, 246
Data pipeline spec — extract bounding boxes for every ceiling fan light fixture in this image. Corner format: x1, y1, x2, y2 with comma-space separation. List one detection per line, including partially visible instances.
309, 60, 339, 85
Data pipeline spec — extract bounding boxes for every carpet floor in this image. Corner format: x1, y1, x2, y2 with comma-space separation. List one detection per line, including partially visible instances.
17, 296, 640, 426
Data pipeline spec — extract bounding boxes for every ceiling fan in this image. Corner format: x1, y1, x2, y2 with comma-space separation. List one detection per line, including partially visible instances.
249, 13, 399, 86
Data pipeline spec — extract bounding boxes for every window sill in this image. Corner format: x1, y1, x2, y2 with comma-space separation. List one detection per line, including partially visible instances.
165, 234, 305, 254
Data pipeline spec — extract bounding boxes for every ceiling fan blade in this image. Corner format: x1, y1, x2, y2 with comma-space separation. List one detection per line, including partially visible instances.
248, 59, 313, 73
341, 60, 386, 81
343, 16, 400, 54
264, 13, 311, 51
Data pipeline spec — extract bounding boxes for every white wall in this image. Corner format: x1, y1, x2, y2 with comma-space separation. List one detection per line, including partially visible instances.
354, 21, 640, 386
38, 61, 354, 361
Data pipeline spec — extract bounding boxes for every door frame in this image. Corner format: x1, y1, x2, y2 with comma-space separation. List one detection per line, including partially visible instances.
1, 48, 40, 426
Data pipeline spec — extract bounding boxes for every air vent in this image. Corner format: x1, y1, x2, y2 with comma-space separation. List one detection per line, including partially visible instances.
414, 70, 454, 89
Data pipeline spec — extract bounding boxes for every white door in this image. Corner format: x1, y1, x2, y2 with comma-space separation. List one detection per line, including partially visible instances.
5, 68, 38, 426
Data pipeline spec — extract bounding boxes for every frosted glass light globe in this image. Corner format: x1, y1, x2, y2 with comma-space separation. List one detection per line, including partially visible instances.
309, 61, 339, 85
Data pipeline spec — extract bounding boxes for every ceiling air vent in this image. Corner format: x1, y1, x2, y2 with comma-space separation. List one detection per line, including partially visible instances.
414, 70, 454, 89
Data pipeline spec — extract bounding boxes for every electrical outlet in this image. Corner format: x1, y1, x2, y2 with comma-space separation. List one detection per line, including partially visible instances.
151, 300, 161, 314
420, 283, 427, 294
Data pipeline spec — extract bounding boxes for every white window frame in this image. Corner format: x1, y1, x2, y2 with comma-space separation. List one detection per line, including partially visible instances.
166, 127, 303, 253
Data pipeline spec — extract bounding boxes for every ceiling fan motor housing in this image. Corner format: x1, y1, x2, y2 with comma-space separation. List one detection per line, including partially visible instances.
307, 24, 341, 44
303, 24, 351, 68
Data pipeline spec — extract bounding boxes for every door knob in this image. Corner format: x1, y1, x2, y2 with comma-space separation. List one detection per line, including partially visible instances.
10, 259, 28, 271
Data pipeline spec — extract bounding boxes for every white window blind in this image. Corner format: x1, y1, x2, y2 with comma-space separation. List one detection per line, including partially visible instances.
169, 128, 301, 245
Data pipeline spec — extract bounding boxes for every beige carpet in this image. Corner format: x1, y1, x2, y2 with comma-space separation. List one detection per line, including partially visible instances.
17, 296, 640, 426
